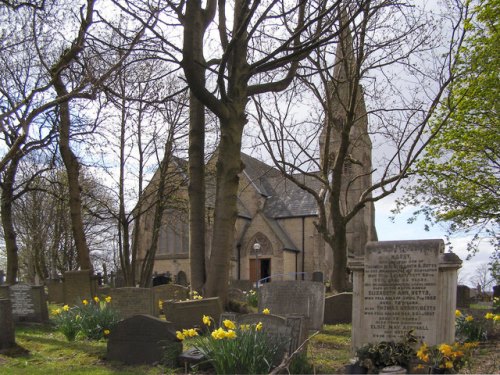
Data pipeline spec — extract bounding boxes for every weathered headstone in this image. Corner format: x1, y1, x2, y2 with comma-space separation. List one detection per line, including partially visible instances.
152, 274, 170, 286
153, 284, 189, 316
63, 270, 96, 305
324, 292, 352, 324
108, 287, 154, 319
349, 240, 462, 349
220, 312, 308, 355
0, 299, 15, 350
258, 280, 325, 330
163, 297, 223, 330
456, 285, 471, 309
176, 271, 188, 286
46, 279, 64, 304
0, 283, 49, 323
107, 314, 181, 365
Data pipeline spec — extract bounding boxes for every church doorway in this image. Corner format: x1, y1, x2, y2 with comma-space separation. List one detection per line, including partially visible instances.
249, 258, 271, 283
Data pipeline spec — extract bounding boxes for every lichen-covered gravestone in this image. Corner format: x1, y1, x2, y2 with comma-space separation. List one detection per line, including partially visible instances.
107, 314, 181, 365
0, 283, 49, 323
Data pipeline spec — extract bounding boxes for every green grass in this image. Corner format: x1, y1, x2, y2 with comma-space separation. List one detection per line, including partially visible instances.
308, 323, 352, 374
0, 325, 179, 375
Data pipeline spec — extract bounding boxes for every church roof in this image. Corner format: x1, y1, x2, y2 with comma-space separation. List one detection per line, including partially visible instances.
240, 153, 320, 218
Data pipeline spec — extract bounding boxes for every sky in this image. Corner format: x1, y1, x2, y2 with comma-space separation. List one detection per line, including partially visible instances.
375, 197, 495, 289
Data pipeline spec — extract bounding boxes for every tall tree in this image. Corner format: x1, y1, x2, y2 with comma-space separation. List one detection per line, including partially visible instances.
254, 1, 469, 291
397, 0, 499, 256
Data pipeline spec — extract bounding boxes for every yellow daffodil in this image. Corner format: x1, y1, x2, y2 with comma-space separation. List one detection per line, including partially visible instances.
262, 308, 270, 315
211, 328, 226, 340
445, 361, 454, 369
176, 331, 185, 340
416, 343, 429, 362
255, 322, 263, 331
465, 315, 474, 322
104, 329, 110, 336
455, 309, 462, 317
485, 312, 494, 320
52, 308, 61, 315
63, 304, 70, 311
439, 343, 453, 357
225, 329, 237, 339
93, 296, 100, 303
494, 315, 500, 321
82, 299, 89, 306
105, 296, 112, 303
223, 319, 236, 330
182, 328, 198, 337
202, 315, 212, 326
240, 324, 250, 331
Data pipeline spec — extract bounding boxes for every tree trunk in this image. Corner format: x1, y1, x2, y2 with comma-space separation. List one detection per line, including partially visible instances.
54, 77, 92, 271
204, 109, 246, 303
1, 157, 20, 284
330, 220, 349, 292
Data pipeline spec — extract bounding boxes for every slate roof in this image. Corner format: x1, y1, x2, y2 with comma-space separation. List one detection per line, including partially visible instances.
240, 153, 320, 218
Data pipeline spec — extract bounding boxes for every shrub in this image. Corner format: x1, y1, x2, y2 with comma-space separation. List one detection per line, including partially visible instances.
355, 331, 417, 373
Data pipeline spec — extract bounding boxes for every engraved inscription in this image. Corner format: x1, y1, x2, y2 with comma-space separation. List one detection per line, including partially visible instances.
364, 245, 439, 343
10, 284, 35, 316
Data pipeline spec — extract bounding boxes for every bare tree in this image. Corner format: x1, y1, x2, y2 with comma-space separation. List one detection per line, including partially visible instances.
254, 1, 469, 291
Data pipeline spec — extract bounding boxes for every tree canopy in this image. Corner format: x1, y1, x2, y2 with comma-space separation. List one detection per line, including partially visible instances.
399, 0, 499, 254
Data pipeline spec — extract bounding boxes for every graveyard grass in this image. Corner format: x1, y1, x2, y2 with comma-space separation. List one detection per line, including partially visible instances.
1, 322, 498, 374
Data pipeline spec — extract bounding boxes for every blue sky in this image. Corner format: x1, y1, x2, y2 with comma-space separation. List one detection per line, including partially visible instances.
375, 198, 495, 289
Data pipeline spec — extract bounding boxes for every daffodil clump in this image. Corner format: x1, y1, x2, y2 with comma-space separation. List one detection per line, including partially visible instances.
176, 314, 289, 374
416, 342, 477, 372
455, 309, 488, 342
243, 289, 258, 307
51, 295, 118, 341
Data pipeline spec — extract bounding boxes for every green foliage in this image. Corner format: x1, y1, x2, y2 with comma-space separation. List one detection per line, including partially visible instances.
355, 331, 417, 372
455, 310, 488, 342
51, 296, 119, 341
182, 319, 289, 374
51, 305, 80, 341
398, 0, 499, 254
244, 289, 258, 307
77, 297, 120, 340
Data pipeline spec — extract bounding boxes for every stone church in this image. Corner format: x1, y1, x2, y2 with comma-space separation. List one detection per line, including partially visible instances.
135, 23, 377, 286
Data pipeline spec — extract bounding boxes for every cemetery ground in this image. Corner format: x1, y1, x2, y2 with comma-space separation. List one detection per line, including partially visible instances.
0, 320, 498, 374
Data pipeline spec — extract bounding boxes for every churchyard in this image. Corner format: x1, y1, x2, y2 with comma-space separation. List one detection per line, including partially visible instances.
1, 240, 499, 374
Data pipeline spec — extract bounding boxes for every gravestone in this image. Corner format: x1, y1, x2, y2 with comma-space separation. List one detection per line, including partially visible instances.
349, 240, 462, 349
456, 285, 471, 309
152, 284, 189, 316
220, 312, 308, 355
63, 270, 96, 305
324, 292, 353, 324
0, 270, 5, 285
0, 299, 15, 350
176, 271, 188, 286
108, 287, 154, 319
258, 280, 325, 330
163, 297, 223, 330
152, 274, 171, 286
107, 314, 181, 365
0, 283, 49, 323
46, 279, 64, 304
